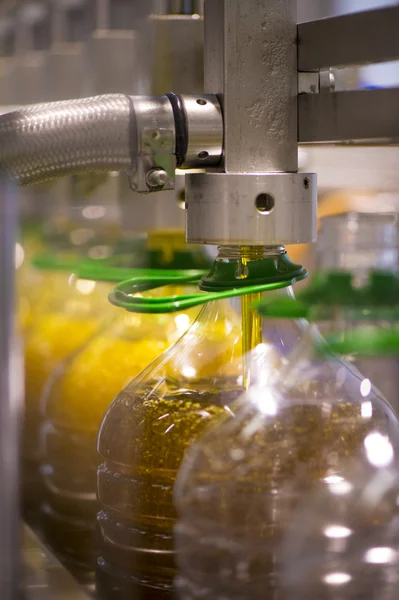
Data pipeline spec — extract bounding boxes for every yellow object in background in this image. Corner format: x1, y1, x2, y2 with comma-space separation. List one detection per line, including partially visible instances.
17, 270, 68, 333
23, 273, 114, 523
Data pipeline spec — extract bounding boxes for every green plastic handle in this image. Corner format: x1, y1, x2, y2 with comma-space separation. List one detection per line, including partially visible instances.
76, 265, 207, 284
32, 253, 86, 272
109, 274, 295, 314
325, 328, 399, 357
257, 270, 399, 322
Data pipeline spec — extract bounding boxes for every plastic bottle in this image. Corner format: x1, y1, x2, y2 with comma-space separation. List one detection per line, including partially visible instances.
23, 271, 114, 522
280, 445, 399, 600
174, 323, 399, 600
40, 292, 196, 579
95, 245, 306, 599
317, 212, 399, 416
38, 228, 211, 578
286, 190, 399, 273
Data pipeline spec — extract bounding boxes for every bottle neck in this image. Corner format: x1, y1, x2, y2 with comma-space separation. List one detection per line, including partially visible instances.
216, 245, 285, 261
215, 245, 285, 281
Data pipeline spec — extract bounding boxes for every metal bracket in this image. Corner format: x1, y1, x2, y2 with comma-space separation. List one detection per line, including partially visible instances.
128, 96, 176, 194
126, 93, 223, 193
129, 127, 175, 193
297, 5, 399, 144
298, 72, 319, 95
319, 69, 335, 93
298, 69, 335, 95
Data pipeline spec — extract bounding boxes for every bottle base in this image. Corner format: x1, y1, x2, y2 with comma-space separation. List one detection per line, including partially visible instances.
96, 558, 175, 600
41, 503, 96, 579
22, 461, 43, 527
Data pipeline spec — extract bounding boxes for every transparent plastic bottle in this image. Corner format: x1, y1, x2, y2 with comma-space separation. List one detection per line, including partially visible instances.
96, 245, 304, 600
280, 436, 399, 599
174, 325, 399, 600
18, 265, 69, 334
23, 273, 114, 522
40, 300, 196, 579
317, 212, 399, 416
16, 223, 45, 320
290, 190, 399, 276
36, 228, 211, 560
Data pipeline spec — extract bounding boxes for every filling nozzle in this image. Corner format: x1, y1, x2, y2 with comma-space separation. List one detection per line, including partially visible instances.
0, 83, 316, 250
183, 0, 317, 249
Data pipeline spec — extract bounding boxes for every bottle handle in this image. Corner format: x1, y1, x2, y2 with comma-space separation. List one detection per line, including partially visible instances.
109, 273, 297, 314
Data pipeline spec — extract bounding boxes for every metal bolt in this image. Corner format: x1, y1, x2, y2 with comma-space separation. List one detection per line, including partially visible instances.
146, 168, 168, 189
128, 176, 137, 191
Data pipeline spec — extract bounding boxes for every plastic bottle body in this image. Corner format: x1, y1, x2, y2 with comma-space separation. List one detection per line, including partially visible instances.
18, 268, 67, 333
40, 308, 194, 578
96, 286, 299, 599
295, 190, 399, 272
174, 328, 399, 600
280, 454, 399, 600
95, 300, 242, 598
317, 212, 399, 416
23, 274, 113, 522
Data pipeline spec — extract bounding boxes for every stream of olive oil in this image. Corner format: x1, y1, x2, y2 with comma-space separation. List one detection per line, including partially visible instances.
239, 247, 264, 387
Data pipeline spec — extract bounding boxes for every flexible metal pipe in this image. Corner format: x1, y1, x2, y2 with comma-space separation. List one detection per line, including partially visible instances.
0, 94, 134, 185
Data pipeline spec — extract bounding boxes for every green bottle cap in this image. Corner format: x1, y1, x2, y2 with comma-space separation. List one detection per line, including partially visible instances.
199, 252, 307, 292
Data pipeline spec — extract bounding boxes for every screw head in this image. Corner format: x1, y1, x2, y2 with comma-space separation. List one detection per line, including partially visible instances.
128, 176, 137, 191
146, 168, 168, 189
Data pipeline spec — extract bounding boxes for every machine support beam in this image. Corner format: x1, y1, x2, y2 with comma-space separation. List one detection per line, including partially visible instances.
299, 88, 399, 144
298, 5, 399, 71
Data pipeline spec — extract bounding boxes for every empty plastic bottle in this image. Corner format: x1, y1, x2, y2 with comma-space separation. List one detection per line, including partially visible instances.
174, 324, 399, 600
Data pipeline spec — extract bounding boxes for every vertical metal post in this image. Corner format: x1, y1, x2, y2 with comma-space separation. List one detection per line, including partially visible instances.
169, 0, 185, 13
0, 177, 22, 600
192, 0, 204, 15
153, 0, 168, 14
204, 0, 297, 173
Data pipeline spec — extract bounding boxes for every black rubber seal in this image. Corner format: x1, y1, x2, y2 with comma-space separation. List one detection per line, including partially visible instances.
166, 92, 188, 168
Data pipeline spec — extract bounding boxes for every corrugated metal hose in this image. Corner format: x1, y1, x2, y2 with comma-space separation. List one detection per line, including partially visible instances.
0, 94, 135, 186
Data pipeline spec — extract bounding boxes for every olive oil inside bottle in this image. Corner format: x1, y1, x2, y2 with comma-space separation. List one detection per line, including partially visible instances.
97, 382, 244, 599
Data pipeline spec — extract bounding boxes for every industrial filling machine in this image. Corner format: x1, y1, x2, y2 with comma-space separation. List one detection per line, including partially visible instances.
0, 0, 399, 598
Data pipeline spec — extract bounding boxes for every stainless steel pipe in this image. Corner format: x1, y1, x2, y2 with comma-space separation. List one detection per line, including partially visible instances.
0, 94, 134, 185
